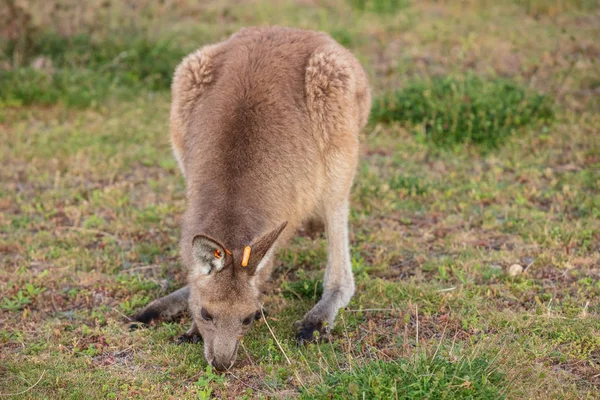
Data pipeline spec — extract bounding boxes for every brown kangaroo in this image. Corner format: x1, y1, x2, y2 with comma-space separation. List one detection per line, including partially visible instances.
132, 26, 371, 371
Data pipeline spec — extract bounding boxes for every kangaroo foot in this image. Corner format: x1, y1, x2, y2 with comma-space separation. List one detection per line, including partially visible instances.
294, 317, 330, 345
176, 325, 202, 344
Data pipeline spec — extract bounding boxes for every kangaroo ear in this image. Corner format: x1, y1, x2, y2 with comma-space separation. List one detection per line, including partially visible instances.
191, 235, 228, 278
243, 221, 288, 276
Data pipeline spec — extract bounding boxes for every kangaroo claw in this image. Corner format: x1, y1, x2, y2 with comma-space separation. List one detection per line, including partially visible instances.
295, 319, 329, 345
176, 332, 203, 345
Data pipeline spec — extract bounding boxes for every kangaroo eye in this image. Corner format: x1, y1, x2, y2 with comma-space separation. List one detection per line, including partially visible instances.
254, 310, 261, 321
200, 308, 213, 322
242, 314, 254, 326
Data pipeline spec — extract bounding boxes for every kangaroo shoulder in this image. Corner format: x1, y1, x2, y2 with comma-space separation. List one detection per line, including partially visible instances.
171, 43, 224, 116
305, 44, 355, 106
170, 43, 227, 174
305, 41, 371, 143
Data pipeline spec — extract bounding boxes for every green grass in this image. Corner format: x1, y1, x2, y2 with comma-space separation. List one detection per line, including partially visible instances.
370, 74, 554, 149
305, 355, 505, 399
1, 0, 599, 398
0, 33, 186, 107
348, 0, 411, 14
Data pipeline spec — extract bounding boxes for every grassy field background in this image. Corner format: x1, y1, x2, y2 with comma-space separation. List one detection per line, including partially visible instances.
1, 0, 599, 398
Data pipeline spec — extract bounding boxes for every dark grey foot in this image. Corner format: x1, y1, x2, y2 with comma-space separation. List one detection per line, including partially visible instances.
128, 286, 190, 331
129, 322, 144, 331
131, 308, 161, 325
176, 332, 202, 344
295, 319, 329, 345
128, 307, 163, 331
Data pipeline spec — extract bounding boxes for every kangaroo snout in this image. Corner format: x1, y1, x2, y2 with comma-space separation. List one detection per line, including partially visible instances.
208, 340, 239, 371
211, 357, 234, 372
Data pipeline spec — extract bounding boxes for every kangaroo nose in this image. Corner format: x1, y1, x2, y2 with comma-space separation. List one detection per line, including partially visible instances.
211, 358, 233, 371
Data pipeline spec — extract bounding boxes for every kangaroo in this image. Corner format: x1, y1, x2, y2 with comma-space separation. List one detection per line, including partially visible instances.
132, 26, 371, 371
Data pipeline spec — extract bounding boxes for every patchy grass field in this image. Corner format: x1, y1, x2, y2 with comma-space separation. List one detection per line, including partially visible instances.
1, 0, 599, 398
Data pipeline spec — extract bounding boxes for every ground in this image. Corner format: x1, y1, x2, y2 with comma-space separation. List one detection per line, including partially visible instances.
1, 0, 599, 399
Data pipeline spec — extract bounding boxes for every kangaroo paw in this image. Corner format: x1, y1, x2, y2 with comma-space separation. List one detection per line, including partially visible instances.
176, 333, 202, 344
295, 290, 346, 345
129, 286, 190, 329
131, 307, 161, 325
176, 325, 202, 344
294, 318, 330, 345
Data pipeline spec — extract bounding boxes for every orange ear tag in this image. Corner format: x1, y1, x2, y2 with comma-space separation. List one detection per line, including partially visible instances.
213, 249, 222, 259
241, 246, 251, 267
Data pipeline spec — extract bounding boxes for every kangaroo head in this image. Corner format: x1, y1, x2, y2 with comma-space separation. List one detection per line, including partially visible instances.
187, 222, 287, 371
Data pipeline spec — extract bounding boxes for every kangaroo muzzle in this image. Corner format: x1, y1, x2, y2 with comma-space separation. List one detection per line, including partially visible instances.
210, 340, 239, 371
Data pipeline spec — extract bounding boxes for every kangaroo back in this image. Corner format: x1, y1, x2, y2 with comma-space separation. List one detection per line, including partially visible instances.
172, 27, 369, 254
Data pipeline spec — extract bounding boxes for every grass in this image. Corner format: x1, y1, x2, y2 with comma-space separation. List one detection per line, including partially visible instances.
348, 0, 411, 14
515, 0, 599, 17
1, 0, 599, 398
305, 354, 506, 399
370, 74, 554, 149
0, 33, 186, 107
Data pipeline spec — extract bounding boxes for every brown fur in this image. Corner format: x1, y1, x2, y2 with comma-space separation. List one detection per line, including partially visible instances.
133, 26, 371, 370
